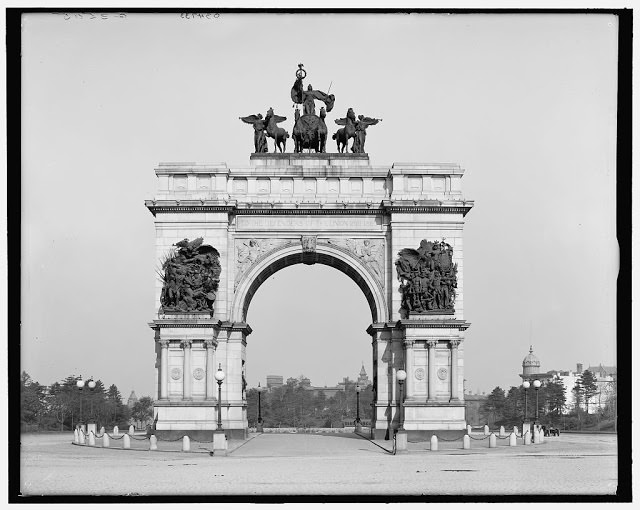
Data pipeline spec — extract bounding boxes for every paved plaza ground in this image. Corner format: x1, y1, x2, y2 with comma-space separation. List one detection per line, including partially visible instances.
18, 431, 619, 498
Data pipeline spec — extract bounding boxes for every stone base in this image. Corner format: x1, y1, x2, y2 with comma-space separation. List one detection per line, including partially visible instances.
212, 430, 228, 455
395, 430, 408, 453
372, 402, 466, 439
152, 428, 247, 441
153, 402, 247, 440
372, 428, 465, 441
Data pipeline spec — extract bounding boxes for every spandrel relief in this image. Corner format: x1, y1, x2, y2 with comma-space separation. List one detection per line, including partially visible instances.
326, 238, 385, 286
235, 238, 290, 289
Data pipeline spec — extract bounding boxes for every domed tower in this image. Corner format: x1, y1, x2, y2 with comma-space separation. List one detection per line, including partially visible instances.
357, 363, 371, 387
522, 346, 541, 379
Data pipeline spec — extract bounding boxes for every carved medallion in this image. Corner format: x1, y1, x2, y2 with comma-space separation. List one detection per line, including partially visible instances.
193, 368, 205, 380
414, 368, 425, 380
170, 368, 182, 380
437, 368, 448, 380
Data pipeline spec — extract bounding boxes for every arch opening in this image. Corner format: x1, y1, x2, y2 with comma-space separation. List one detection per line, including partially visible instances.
231, 244, 388, 325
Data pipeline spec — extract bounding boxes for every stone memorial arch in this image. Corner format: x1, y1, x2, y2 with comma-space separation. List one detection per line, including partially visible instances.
146, 65, 473, 440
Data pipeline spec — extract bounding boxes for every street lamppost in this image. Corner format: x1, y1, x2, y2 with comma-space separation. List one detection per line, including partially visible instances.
76, 378, 96, 432
523, 380, 530, 422
355, 384, 361, 431
533, 379, 541, 423
257, 382, 264, 433
396, 370, 407, 431
214, 364, 225, 431
395, 370, 408, 452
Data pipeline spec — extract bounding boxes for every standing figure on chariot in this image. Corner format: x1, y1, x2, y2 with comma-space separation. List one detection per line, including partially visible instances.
290, 64, 334, 153
290, 64, 335, 114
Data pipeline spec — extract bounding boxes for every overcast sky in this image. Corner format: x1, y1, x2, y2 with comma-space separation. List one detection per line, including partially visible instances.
21, 12, 618, 399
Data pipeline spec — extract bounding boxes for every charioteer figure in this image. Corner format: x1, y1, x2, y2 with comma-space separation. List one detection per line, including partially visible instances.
291, 64, 334, 153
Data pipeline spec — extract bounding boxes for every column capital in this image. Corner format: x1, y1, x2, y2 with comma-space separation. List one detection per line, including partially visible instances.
180, 339, 193, 349
449, 339, 460, 349
426, 339, 438, 349
204, 339, 218, 350
159, 339, 170, 348
403, 339, 415, 347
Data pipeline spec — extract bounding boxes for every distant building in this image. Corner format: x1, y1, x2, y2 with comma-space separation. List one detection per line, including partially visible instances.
519, 347, 616, 413
266, 375, 283, 390
127, 391, 138, 408
357, 363, 371, 388
263, 365, 373, 398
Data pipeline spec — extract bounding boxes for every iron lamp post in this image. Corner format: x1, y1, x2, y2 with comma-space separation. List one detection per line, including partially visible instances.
76, 378, 96, 432
396, 370, 407, 431
214, 364, 225, 431
523, 380, 530, 422
533, 379, 541, 423
257, 382, 264, 432
355, 384, 361, 429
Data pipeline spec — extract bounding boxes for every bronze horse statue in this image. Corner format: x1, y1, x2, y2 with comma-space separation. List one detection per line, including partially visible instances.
264, 107, 289, 153
332, 108, 357, 153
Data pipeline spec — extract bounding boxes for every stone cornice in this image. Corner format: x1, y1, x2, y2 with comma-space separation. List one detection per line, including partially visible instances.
145, 200, 472, 217
397, 319, 471, 331
366, 320, 470, 334
149, 320, 222, 329
149, 319, 252, 335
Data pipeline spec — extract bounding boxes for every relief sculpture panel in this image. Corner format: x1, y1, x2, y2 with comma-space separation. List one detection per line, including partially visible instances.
235, 238, 291, 289
326, 238, 385, 287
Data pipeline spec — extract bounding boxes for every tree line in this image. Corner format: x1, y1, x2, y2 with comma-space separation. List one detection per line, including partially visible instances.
245, 375, 374, 428
20, 371, 154, 432
480, 370, 617, 431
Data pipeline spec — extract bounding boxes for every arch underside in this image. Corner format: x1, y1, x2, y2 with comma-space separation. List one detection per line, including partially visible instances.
234, 245, 386, 324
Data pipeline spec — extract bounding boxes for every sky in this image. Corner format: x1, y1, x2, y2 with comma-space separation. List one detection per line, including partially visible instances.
20, 11, 619, 399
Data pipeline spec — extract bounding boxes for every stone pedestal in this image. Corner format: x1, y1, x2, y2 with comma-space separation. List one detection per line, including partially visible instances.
212, 430, 228, 455
150, 313, 250, 440
395, 430, 408, 453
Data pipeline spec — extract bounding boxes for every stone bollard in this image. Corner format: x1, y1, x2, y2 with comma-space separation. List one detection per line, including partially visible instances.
484, 425, 489, 435
499, 426, 505, 437
113, 426, 119, 435
149, 435, 158, 451
79, 431, 86, 445
466, 425, 472, 435
73, 429, 79, 444
489, 433, 497, 448
88, 431, 95, 446
524, 430, 531, 445
123, 434, 130, 449
100, 426, 105, 435
103, 433, 110, 448
129, 425, 135, 436
509, 432, 517, 446
430, 435, 438, 451
463, 434, 471, 450
182, 436, 191, 452
533, 427, 539, 444
513, 425, 518, 435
